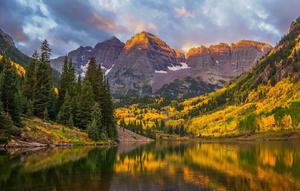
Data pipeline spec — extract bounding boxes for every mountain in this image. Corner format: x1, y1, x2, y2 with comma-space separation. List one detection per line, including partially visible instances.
50, 31, 271, 99
115, 16, 300, 138
156, 40, 272, 98
0, 29, 30, 66
50, 36, 124, 75
107, 32, 185, 98
107, 32, 271, 98
186, 40, 272, 84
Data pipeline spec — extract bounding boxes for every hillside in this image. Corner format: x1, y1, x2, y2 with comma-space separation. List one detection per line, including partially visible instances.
0, 29, 30, 66
115, 16, 300, 138
1, 117, 104, 147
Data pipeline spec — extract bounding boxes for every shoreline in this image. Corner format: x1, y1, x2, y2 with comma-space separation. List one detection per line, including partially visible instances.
2, 130, 300, 149
0, 138, 117, 149
157, 130, 300, 143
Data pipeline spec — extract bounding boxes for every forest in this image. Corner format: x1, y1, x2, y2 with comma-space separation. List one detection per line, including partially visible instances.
0, 40, 116, 143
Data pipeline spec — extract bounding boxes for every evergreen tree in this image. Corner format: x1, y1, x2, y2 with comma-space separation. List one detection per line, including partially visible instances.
75, 80, 94, 129
85, 57, 102, 98
23, 51, 38, 100
68, 114, 74, 128
58, 56, 76, 110
87, 103, 104, 141
103, 79, 116, 138
1, 57, 22, 126
76, 75, 82, 93
40, 40, 51, 63
0, 82, 13, 143
26, 99, 33, 116
85, 58, 115, 138
57, 91, 73, 125
33, 40, 53, 117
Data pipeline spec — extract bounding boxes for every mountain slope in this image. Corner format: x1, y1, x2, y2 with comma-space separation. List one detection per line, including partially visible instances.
50, 36, 124, 75
0, 28, 60, 84
0, 29, 30, 66
107, 31, 185, 97
186, 40, 272, 85
115, 16, 300, 137
107, 32, 270, 98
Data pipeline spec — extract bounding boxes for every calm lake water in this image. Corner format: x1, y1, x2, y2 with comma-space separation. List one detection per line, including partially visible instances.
1, 141, 300, 191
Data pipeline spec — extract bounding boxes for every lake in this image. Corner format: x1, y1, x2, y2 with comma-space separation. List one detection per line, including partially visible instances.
1, 141, 300, 191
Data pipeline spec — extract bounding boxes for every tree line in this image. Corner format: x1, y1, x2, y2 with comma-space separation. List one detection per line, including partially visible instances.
0, 40, 116, 142
119, 118, 187, 138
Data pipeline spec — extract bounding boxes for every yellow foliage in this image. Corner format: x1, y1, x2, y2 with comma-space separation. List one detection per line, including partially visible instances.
115, 77, 300, 137
258, 115, 276, 131
281, 115, 293, 129
0, 54, 26, 77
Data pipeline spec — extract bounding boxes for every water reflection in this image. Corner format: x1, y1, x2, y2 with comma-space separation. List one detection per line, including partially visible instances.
1, 141, 300, 191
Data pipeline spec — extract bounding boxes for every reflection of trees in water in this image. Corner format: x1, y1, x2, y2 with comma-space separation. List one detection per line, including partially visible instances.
0, 147, 117, 191
114, 142, 300, 191
1, 142, 300, 191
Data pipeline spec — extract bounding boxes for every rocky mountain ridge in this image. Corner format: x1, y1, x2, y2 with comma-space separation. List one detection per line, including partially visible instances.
50, 36, 124, 75
49, 31, 272, 98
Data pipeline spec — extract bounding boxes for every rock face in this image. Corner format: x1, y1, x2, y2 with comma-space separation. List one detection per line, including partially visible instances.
50, 36, 124, 75
50, 31, 272, 99
186, 40, 272, 86
107, 32, 184, 97
107, 32, 271, 98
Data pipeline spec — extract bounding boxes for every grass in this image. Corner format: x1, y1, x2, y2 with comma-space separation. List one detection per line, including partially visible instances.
11, 117, 111, 146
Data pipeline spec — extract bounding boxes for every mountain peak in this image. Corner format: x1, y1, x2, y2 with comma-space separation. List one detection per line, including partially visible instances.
94, 36, 124, 49
124, 31, 169, 51
106, 36, 122, 44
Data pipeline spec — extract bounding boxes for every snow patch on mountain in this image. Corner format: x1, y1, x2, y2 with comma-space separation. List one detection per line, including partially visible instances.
80, 61, 89, 77
155, 70, 168, 74
105, 65, 114, 76
167, 62, 190, 71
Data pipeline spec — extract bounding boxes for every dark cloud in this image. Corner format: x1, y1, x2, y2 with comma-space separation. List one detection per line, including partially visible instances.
0, 1, 30, 43
0, 0, 300, 57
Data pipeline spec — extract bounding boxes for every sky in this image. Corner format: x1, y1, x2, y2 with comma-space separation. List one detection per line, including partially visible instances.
1, 0, 300, 58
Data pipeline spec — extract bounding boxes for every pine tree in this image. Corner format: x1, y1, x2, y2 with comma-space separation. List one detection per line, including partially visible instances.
85, 58, 115, 139
1, 57, 22, 126
40, 40, 51, 63
68, 114, 74, 127
103, 79, 116, 138
26, 99, 33, 116
87, 103, 105, 141
0, 84, 13, 140
58, 56, 76, 110
75, 80, 94, 129
33, 40, 53, 117
57, 91, 73, 125
23, 51, 38, 100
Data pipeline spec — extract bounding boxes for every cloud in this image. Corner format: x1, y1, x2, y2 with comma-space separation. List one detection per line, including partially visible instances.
0, 0, 300, 57
175, 7, 194, 18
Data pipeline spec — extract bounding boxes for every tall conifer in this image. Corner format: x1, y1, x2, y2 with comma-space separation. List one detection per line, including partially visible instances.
33, 40, 53, 117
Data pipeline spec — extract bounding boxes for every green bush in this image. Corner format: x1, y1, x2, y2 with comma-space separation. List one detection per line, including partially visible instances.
238, 113, 257, 133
